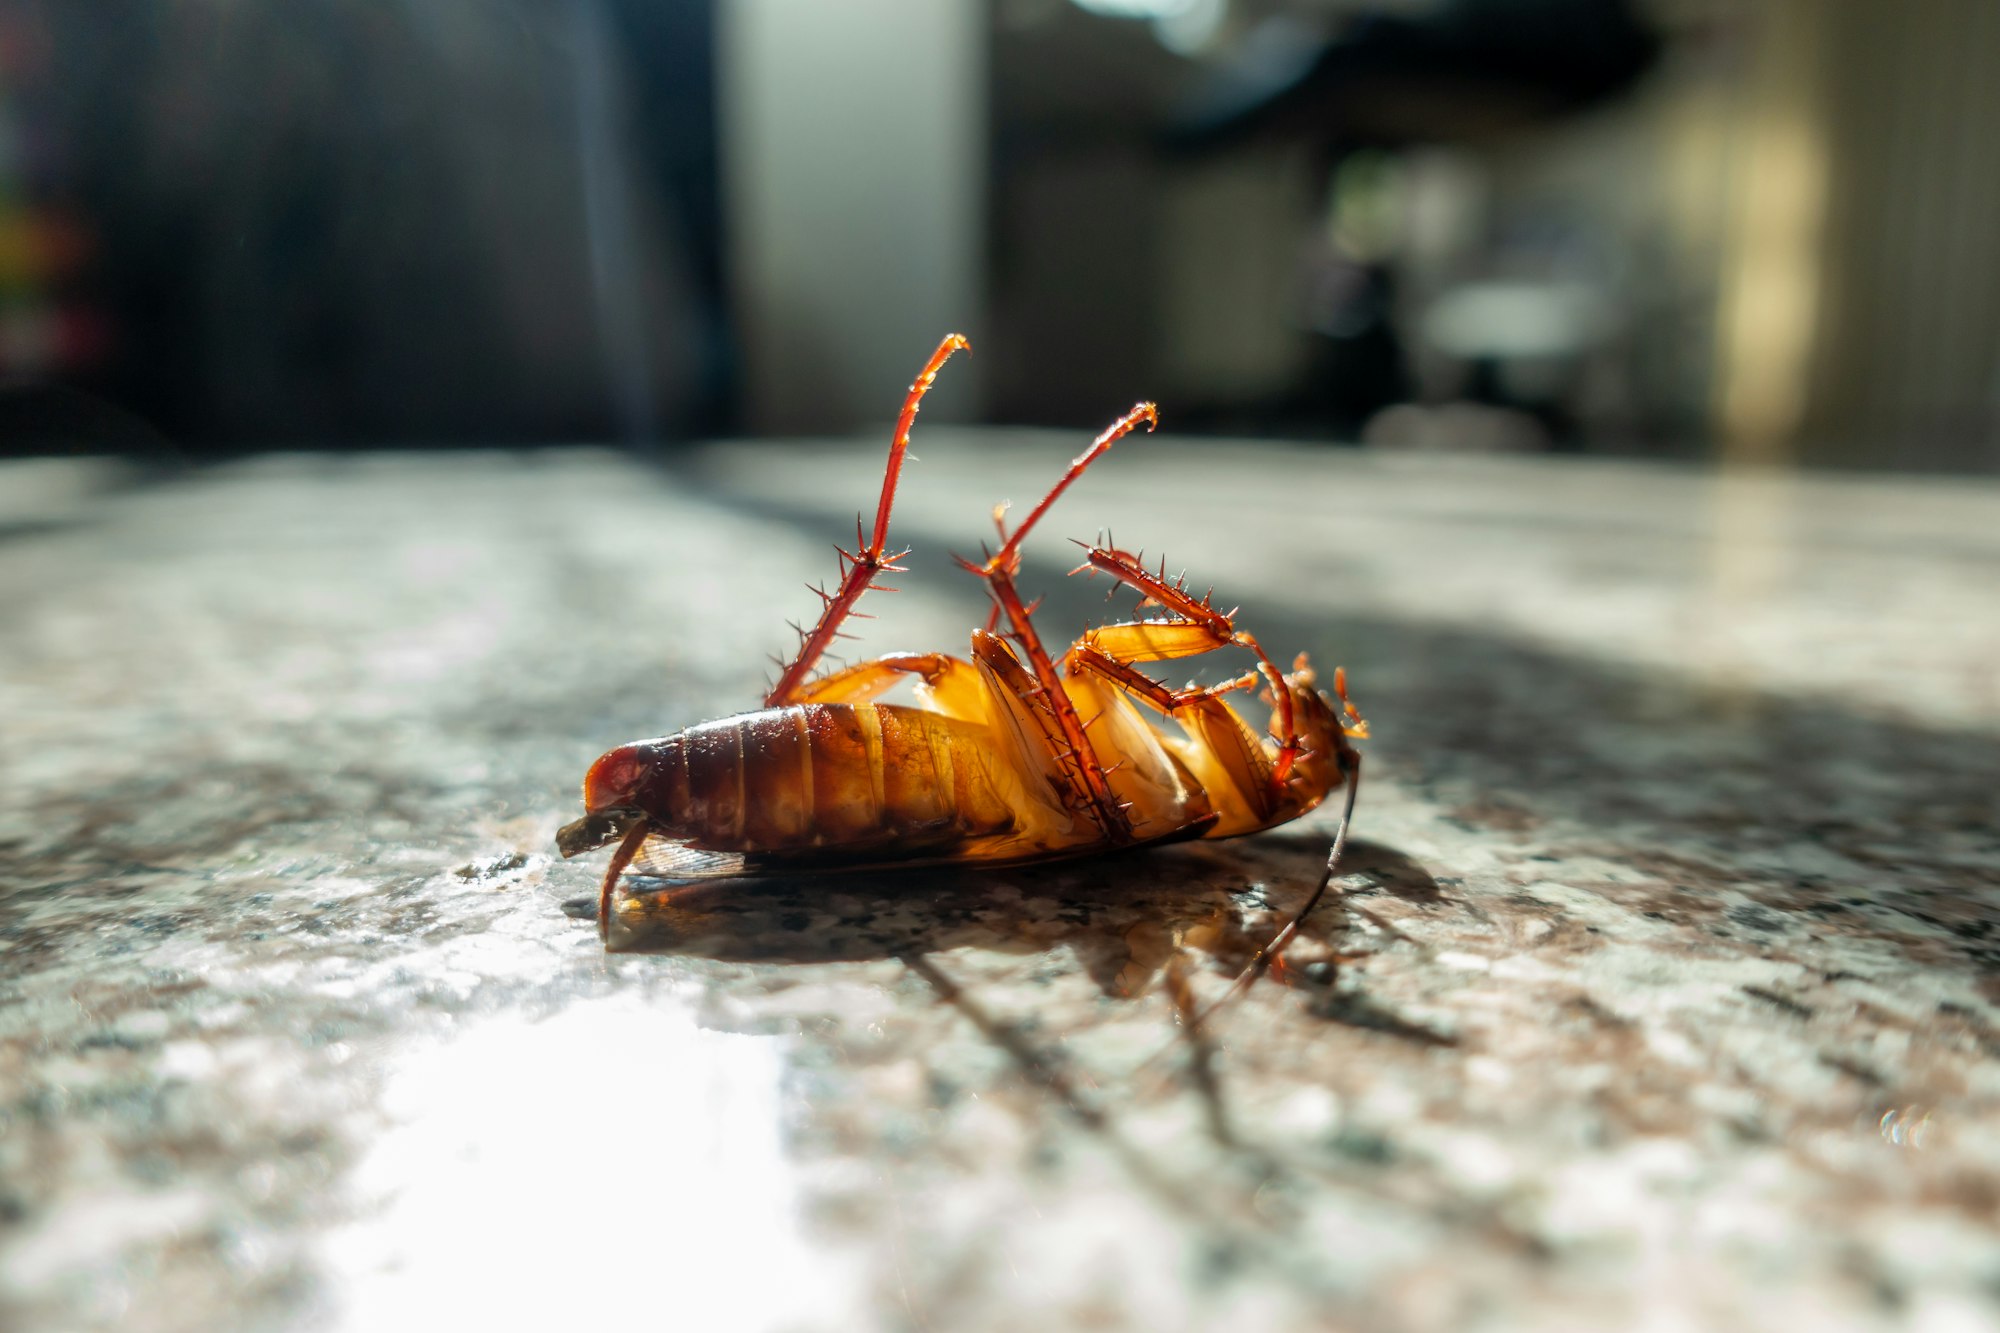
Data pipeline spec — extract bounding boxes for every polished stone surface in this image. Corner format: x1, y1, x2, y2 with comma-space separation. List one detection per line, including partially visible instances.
2, 441, 1997, 1332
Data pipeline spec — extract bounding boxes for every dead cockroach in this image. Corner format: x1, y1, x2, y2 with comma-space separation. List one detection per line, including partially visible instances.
557, 334, 1367, 1006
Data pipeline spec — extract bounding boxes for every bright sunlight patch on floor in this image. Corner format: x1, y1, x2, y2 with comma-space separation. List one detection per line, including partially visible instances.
322, 997, 854, 1332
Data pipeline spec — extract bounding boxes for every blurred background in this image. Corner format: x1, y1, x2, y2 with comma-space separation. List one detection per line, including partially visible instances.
2, 0, 1997, 472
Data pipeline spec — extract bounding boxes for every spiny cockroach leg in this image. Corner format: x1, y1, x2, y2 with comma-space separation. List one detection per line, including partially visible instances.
960, 402, 1159, 841
994, 403, 1157, 569
974, 563, 1126, 838
1067, 650, 1261, 714
766, 332, 969, 708
1073, 544, 1301, 788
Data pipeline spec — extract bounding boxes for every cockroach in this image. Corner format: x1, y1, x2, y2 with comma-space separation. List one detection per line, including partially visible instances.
557, 334, 1367, 1008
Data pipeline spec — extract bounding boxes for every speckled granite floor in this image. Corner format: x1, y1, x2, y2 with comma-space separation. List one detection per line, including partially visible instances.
2, 440, 1997, 1332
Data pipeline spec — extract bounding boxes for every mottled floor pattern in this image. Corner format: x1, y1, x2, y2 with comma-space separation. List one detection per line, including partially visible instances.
3, 443, 1997, 1332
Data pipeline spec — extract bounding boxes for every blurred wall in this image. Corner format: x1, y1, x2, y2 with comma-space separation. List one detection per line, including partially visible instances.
720, 0, 985, 433
3, 0, 723, 450
1780, 0, 2000, 471
7, 0, 1999, 469
986, 0, 2000, 471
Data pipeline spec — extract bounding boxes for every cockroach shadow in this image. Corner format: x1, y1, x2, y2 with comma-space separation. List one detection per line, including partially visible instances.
580, 835, 1416, 1001
1246, 830, 1444, 904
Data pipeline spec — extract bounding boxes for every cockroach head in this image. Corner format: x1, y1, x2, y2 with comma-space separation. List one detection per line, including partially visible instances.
580, 742, 652, 814
554, 742, 656, 857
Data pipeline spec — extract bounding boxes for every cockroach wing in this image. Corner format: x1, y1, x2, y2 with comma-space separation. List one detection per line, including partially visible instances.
627, 823, 969, 881
628, 838, 752, 882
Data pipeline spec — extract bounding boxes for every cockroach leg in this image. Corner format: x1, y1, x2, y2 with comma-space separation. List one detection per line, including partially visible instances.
1072, 545, 1301, 788
956, 402, 1161, 842
1064, 644, 1259, 714
963, 629, 1120, 828
789, 650, 999, 726
785, 652, 957, 704
972, 556, 1130, 839
767, 333, 970, 708
990, 402, 1157, 562
1065, 642, 1287, 822
597, 816, 653, 943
